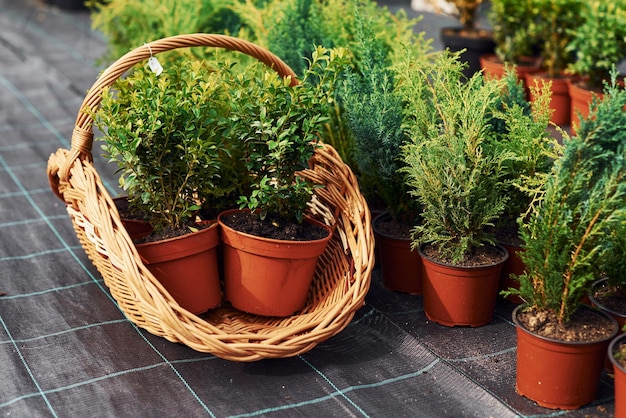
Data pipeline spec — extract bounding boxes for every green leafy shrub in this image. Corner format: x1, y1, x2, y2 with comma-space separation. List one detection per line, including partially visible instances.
532, 0, 584, 78
566, 0, 626, 90
398, 52, 513, 264
339, 9, 432, 222
232, 46, 350, 223
488, 70, 559, 234
488, 0, 540, 64
87, 0, 266, 65
265, 0, 421, 77
94, 60, 232, 233
509, 73, 626, 325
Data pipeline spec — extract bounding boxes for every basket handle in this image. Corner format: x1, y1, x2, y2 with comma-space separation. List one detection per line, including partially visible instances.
57, 34, 298, 187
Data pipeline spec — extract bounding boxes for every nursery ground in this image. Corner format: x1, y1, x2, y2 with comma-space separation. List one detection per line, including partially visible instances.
0, 0, 617, 416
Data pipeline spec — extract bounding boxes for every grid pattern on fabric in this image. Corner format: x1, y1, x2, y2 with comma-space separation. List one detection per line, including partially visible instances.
0, 1, 617, 417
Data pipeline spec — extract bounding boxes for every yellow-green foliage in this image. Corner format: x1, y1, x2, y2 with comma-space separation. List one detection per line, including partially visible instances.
399, 52, 512, 264
88, 0, 264, 65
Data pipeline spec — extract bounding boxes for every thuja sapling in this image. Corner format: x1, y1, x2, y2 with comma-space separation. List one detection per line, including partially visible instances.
506, 72, 626, 326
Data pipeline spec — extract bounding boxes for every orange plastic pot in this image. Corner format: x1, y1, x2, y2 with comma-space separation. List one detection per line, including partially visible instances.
136, 221, 221, 314
419, 244, 508, 327
589, 278, 626, 373
479, 54, 542, 99
218, 209, 332, 317
112, 197, 153, 240
609, 334, 626, 418
513, 305, 618, 410
373, 213, 422, 294
589, 278, 626, 330
499, 242, 525, 304
567, 79, 602, 131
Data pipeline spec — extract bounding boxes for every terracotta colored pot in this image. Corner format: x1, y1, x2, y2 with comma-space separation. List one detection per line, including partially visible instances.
120, 219, 153, 241
589, 278, 626, 330
609, 334, 626, 418
513, 305, 618, 410
567, 79, 602, 131
372, 213, 422, 294
112, 197, 153, 241
499, 242, 525, 304
136, 221, 221, 314
526, 72, 573, 126
479, 54, 542, 99
370, 208, 385, 268
218, 209, 332, 317
418, 244, 508, 327
589, 278, 626, 373
440, 27, 495, 79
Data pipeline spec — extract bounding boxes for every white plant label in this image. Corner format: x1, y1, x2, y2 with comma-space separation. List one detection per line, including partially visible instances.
148, 56, 163, 76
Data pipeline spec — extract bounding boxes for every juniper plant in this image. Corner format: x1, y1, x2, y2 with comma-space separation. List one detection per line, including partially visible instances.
398, 51, 512, 264
508, 72, 626, 325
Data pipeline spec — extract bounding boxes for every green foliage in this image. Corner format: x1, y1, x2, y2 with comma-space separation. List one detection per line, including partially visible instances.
398, 52, 512, 264
233, 46, 350, 223
600, 222, 626, 286
339, 10, 431, 222
531, 0, 584, 78
87, 0, 261, 65
488, 0, 539, 64
510, 73, 626, 325
488, 69, 559, 225
566, 1, 626, 89
265, 0, 331, 77
265, 0, 423, 77
94, 60, 232, 232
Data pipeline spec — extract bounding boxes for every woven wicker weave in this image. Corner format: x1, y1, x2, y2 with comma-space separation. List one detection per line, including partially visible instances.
47, 34, 374, 361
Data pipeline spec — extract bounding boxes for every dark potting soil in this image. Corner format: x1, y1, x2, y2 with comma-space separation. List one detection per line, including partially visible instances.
422, 243, 505, 267
516, 306, 616, 342
220, 211, 329, 241
136, 221, 213, 243
592, 284, 626, 316
493, 222, 523, 247
374, 218, 412, 241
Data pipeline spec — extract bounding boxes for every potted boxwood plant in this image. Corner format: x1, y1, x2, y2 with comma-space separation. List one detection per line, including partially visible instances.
217, 46, 349, 317
504, 73, 626, 410
340, 11, 431, 294
565, 0, 626, 128
94, 60, 232, 314
525, 0, 584, 126
482, 0, 542, 95
431, 0, 496, 79
398, 51, 512, 327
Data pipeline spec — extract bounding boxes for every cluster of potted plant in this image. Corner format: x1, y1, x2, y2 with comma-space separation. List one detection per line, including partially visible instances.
88, 0, 626, 411
566, 0, 626, 127
94, 46, 349, 317
524, 0, 584, 125
482, 0, 626, 128
480, 0, 541, 88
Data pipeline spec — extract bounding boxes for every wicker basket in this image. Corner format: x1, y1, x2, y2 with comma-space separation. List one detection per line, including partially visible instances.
47, 34, 374, 361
